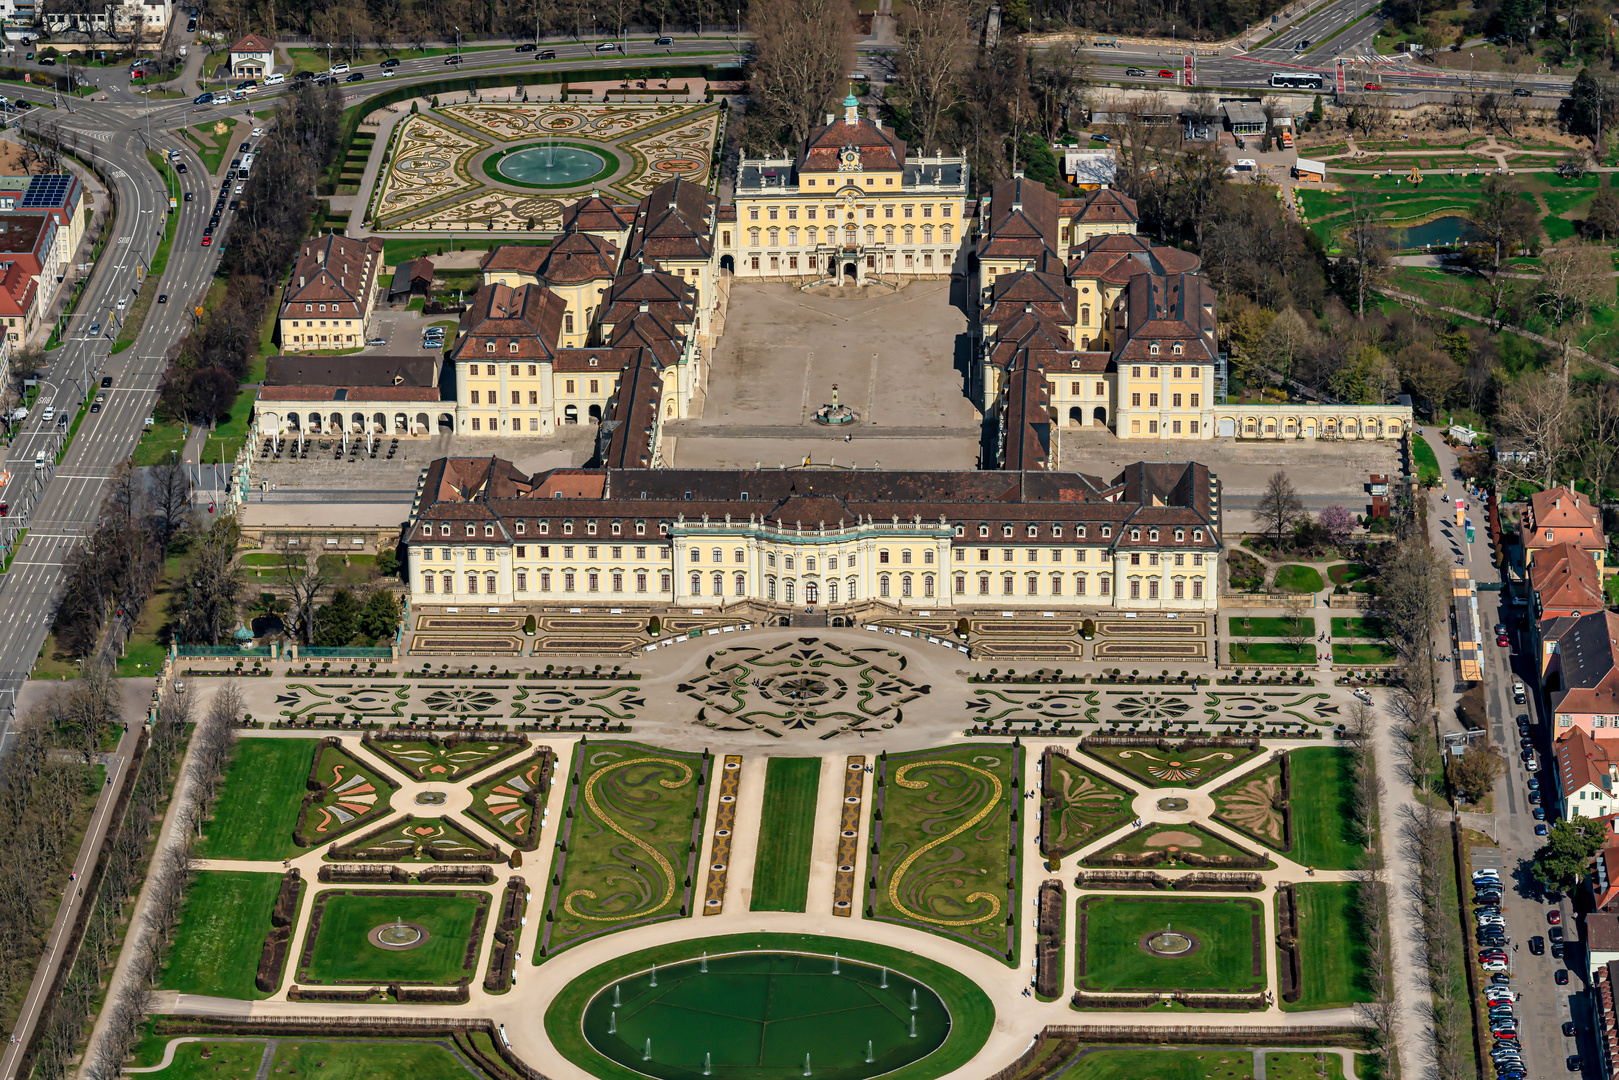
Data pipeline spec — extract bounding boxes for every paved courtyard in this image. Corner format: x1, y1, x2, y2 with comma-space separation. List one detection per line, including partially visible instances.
666, 279, 982, 470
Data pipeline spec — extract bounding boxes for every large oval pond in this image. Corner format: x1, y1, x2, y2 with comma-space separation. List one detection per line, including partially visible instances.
496, 144, 607, 185
582, 951, 952, 1080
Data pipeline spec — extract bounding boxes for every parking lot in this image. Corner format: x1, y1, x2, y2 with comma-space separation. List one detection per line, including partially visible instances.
361, 306, 460, 354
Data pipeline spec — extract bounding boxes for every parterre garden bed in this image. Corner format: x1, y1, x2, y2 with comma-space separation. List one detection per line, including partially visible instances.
1079, 740, 1262, 788
1076, 896, 1264, 993
1282, 882, 1373, 1012
538, 741, 709, 959
871, 744, 1022, 964
297, 889, 488, 986
1039, 749, 1135, 859
749, 757, 821, 913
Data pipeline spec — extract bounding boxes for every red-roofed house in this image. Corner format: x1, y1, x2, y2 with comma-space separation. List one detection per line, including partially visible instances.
1525, 485, 1606, 569
229, 34, 275, 78
278, 234, 386, 352
1534, 542, 1605, 622
1556, 726, 1619, 819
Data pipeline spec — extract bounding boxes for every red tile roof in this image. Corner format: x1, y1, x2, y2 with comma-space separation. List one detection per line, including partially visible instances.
452, 283, 566, 363
538, 231, 619, 284
479, 245, 549, 276
797, 111, 908, 173
1532, 542, 1605, 620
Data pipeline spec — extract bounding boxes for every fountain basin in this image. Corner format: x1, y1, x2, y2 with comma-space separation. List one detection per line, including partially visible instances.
580, 951, 949, 1080
485, 141, 618, 189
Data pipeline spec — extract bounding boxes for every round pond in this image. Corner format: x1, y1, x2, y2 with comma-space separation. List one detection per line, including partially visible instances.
582, 951, 951, 1080
494, 143, 609, 186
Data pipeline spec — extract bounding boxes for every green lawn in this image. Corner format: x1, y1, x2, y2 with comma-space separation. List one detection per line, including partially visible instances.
160, 871, 284, 999
1230, 642, 1318, 665
1413, 435, 1442, 486
1227, 616, 1315, 638
1273, 565, 1325, 593
1078, 897, 1262, 992
132, 1039, 265, 1080
750, 757, 821, 913
1332, 643, 1398, 665
381, 237, 550, 264
1067, 1049, 1258, 1080
1084, 821, 1264, 868
1288, 748, 1363, 871
300, 890, 484, 985
1330, 617, 1388, 639
196, 739, 317, 861
269, 1042, 488, 1080
1266, 1052, 1346, 1080
131, 419, 189, 466
1284, 882, 1372, 1012
1327, 563, 1370, 586
184, 117, 238, 174
202, 399, 253, 465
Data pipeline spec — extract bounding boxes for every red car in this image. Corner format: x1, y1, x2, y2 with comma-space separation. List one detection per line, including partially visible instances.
1548, 910, 1562, 926
1157, 69, 1174, 78
1364, 81, 1383, 90
201, 236, 211, 246
1497, 634, 1510, 647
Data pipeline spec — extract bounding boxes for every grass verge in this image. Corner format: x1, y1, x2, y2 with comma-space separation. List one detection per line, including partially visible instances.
196, 738, 318, 860
1282, 882, 1372, 1012
160, 870, 284, 999
749, 757, 820, 913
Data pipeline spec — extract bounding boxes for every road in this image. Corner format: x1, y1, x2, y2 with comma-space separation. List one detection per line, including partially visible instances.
0, 720, 139, 1080
1420, 427, 1584, 1080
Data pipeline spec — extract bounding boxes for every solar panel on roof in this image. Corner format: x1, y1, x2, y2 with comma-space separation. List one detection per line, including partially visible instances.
20, 176, 69, 208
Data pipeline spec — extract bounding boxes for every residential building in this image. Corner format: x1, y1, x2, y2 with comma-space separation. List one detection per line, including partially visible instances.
729, 93, 967, 284
45, 0, 171, 34
0, 213, 59, 312
1592, 958, 1619, 1080
1533, 542, 1605, 623
228, 34, 274, 78
277, 234, 386, 353
1525, 486, 1606, 569
404, 458, 1222, 612
1554, 726, 1619, 819
1545, 610, 1619, 736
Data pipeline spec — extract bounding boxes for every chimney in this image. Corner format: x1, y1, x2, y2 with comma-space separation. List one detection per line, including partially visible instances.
826, 112, 834, 126
299, 275, 305, 288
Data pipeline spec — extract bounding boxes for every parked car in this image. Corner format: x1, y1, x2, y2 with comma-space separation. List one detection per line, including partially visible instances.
1568, 1056, 1582, 1072
1565, 1022, 1578, 1037
1497, 633, 1510, 646
1552, 941, 1567, 958
1549, 926, 1565, 943
1513, 682, 1526, 703
1548, 910, 1562, 926
1529, 936, 1545, 954
1556, 969, 1570, 984
1533, 807, 1546, 820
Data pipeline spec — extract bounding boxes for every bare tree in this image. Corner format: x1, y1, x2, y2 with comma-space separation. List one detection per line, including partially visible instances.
1580, 379, 1619, 507
1537, 242, 1609, 363
1343, 200, 1390, 319
891, 0, 968, 154
1498, 370, 1572, 490
1255, 470, 1304, 555
743, 0, 857, 152
276, 538, 330, 646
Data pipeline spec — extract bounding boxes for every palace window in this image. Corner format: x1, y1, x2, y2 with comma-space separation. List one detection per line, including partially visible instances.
1002, 573, 1015, 595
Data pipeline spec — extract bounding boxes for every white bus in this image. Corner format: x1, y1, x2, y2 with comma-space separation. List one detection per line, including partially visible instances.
239, 152, 254, 176
1269, 72, 1323, 89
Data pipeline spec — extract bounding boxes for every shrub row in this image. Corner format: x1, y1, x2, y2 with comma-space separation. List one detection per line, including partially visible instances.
1070, 993, 1161, 1009
271, 869, 303, 927
316, 864, 409, 884
1174, 993, 1268, 1010
255, 869, 304, 993
1080, 734, 1262, 751
288, 985, 379, 1002
417, 866, 496, 885
1034, 878, 1065, 999
1072, 869, 1170, 890
1177, 871, 1265, 892
463, 892, 491, 975
393, 984, 470, 1004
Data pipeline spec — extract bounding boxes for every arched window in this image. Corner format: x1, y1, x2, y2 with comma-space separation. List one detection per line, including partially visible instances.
864, 225, 876, 243
690, 572, 702, 595
923, 574, 935, 598
978, 574, 990, 595
466, 572, 479, 593
900, 574, 912, 597
1049, 573, 1062, 595
922, 224, 933, 243
734, 572, 746, 595
1192, 579, 1203, 600
846, 577, 857, 600
941, 224, 952, 242
879, 573, 891, 597
884, 226, 895, 243
767, 576, 777, 601
1129, 578, 1140, 599
748, 228, 760, 247
768, 227, 779, 246
787, 226, 799, 244
784, 579, 795, 604
903, 225, 914, 243
1002, 573, 1015, 595
1026, 572, 1039, 595
1173, 578, 1185, 600
829, 581, 840, 603
712, 571, 724, 595
1148, 579, 1159, 599
441, 572, 453, 594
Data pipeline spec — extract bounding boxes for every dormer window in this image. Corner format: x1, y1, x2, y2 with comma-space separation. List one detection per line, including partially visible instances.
611, 522, 622, 535
1002, 525, 1014, 538
539, 522, 549, 535
1149, 529, 1159, 541
485, 524, 496, 537
587, 521, 598, 535
515, 521, 526, 534
304, 304, 312, 313
1076, 525, 1085, 538
485, 341, 496, 353
466, 524, 476, 537
1172, 343, 1183, 355
954, 525, 964, 537
589, 357, 599, 367
660, 523, 670, 535
1193, 529, 1203, 541
564, 521, 574, 535
1148, 342, 1159, 355
1174, 529, 1184, 541
1101, 526, 1112, 538
1053, 526, 1063, 537
1130, 529, 1141, 541
636, 522, 646, 535
440, 524, 450, 536
509, 341, 519, 353
1027, 525, 1038, 538
979, 525, 990, 538
1070, 359, 1080, 369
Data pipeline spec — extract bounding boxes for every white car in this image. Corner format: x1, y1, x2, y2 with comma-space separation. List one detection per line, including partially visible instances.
380, 68, 395, 77
250, 126, 264, 137
41, 406, 54, 421
116, 297, 126, 309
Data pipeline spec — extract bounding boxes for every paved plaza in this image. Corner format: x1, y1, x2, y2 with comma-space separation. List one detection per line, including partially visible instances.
665, 279, 981, 470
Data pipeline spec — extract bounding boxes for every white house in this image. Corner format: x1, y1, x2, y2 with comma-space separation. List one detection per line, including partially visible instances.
228, 33, 273, 78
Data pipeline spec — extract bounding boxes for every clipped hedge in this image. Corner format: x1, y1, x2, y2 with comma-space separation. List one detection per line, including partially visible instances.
484, 876, 527, 993
417, 866, 497, 885
317, 864, 409, 884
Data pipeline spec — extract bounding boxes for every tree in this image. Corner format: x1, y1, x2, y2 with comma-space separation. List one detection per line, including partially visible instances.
1248, 306, 1313, 387
1342, 201, 1390, 319
1473, 175, 1539, 284
1446, 744, 1505, 804
1318, 505, 1353, 547
359, 589, 401, 641
276, 539, 331, 646
1282, 592, 1313, 655
314, 587, 361, 646
1375, 539, 1449, 665
742, 0, 856, 152
1531, 819, 1607, 892
1537, 243, 1609, 363
1256, 471, 1304, 554
1570, 66, 1619, 149
150, 455, 191, 553
1585, 188, 1619, 240
173, 516, 243, 646
890, 0, 967, 154
1499, 371, 1572, 490
1580, 379, 1619, 506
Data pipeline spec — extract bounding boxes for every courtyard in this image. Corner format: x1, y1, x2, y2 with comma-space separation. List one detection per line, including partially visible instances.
664, 279, 981, 470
